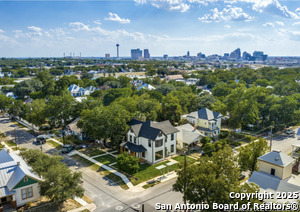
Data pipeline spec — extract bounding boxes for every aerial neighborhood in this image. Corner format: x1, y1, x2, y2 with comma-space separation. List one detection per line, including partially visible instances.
0, 56, 299, 212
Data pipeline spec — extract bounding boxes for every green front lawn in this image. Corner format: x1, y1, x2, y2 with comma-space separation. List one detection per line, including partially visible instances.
172, 155, 197, 164
93, 154, 117, 165
131, 161, 179, 186
78, 147, 105, 157
46, 139, 62, 150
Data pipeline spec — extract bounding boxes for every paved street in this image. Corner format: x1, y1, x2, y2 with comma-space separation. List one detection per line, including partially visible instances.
0, 116, 184, 212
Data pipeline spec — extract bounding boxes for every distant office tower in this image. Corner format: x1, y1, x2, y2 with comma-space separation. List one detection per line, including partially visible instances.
116, 44, 120, 58
230, 48, 241, 59
242, 51, 251, 60
131, 48, 142, 59
163, 54, 168, 60
144, 49, 150, 59
197, 52, 206, 59
187, 51, 190, 57
253, 51, 268, 61
105, 54, 110, 60
223, 53, 229, 59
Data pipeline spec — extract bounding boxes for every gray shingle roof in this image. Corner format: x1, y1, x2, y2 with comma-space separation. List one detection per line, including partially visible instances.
176, 124, 203, 145
258, 150, 295, 167
248, 171, 300, 193
187, 107, 222, 120
129, 119, 179, 140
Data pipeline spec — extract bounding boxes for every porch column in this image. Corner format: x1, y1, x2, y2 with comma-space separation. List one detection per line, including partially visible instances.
11, 195, 17, 209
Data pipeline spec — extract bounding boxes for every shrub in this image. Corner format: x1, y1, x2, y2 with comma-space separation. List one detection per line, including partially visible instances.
116, 152, 140, 174
201, 137, 212, 146
219, 130, 229, 139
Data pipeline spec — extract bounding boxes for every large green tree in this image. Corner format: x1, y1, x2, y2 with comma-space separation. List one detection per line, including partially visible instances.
238, 138, 269, 173
173, 146, 259, 210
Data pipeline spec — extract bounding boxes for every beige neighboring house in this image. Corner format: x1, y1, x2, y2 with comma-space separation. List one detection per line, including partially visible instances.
248, 150, 300, 203
175, 124, 203, 150
182, 107, 223, 137
66, 117, 83, 140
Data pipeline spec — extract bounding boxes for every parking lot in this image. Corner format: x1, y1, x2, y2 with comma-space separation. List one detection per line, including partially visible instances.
268, 133, 299, 154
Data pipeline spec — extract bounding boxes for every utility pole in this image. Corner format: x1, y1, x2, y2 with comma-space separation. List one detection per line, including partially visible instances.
30, 107, 34, 131
270, 126, 273, 151
14, 127, 17, 150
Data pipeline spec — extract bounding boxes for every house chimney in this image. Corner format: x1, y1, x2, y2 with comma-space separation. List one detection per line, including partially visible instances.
17, 162, 20, 166
7, 149, 10, 153
145, 120, 151, 126
194, 125, 197, 131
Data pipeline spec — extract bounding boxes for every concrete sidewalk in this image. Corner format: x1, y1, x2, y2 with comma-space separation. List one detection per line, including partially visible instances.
49, 138, 134, 189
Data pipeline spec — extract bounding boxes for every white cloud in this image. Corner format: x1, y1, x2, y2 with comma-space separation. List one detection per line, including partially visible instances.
0, 29, 4, 33
263, 22, 275, 27
134, 0, 190, 12
224, 25, 231, 29
292, 22, 300, 26
296, 8, 300, 14
104, 13, 130, 24
248, 0, 298, 19
94, 20, 101, 25
276, 21, 284, 26
198, 6, 254, 22
28, 26, 43, 36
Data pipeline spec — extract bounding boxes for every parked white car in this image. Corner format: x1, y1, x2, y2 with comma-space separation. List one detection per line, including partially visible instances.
285, 129, 294, 135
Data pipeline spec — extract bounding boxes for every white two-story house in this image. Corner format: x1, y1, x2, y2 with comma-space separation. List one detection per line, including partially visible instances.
183, 107, 223, 137
120, 119, 179, 164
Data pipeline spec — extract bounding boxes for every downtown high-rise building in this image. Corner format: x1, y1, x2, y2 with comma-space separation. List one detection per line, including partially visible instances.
105, 53, 110, 60
144, 49, 150, 59
131, 48, 142, 59
230, 48, 241, 60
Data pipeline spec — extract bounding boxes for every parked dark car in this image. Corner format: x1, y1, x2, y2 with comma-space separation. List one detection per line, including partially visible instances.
61, 145, 75, 154
36, 136, 46, 144
76, 144, 90, 150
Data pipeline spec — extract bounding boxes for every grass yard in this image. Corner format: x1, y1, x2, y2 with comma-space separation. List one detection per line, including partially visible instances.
78, 147, 105, 157
71, 154, 129, 190
131, 161, 179, 186
93, 154, 117, 165
5, 140, 17, 147
46, 139, 62, 150
0, 143, 4, 150
172, 155, 197, 164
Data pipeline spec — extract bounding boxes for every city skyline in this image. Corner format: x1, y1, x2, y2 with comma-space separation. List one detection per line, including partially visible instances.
1, 0, 300, 57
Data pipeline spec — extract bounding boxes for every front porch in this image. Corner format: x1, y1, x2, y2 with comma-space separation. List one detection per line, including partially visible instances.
120, 142, 146, 163
0, 194, 17, 212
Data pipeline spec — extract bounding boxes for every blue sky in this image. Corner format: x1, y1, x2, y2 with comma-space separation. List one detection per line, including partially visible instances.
1, 0, 300, 57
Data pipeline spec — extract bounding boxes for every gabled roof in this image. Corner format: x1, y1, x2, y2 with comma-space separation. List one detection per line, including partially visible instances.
0, 149, 41, 193
176, 124, 203, 145
187, 107, 222, 121
258, 150, 295, 167
248, 171, 300, 193
129, 119, 179, 140
68, 117, 82, 134
137, 84, 156, 91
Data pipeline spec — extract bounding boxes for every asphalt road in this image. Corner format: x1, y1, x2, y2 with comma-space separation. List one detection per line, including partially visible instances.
267, 133, 299, 154
0, 116, 184, 212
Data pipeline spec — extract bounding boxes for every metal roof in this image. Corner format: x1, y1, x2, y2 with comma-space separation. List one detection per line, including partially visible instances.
0, 149, 41, 195
248, 171, 300, 193
258, 150, 295, 167
176, 124, 203, 145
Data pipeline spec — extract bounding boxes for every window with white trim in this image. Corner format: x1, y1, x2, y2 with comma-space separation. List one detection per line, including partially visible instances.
21, 187, 33, 200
